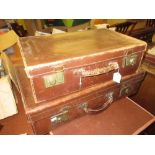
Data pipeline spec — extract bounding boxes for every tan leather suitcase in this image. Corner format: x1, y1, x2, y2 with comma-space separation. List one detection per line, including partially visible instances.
18, 29, 147, 103
16, 67, 146, 134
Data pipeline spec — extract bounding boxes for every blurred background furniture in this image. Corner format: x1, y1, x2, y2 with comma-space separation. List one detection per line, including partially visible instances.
130, 19, 155, 44
107, 21, 137, 35
146, 19, 155, 28
130, 27, 155, 43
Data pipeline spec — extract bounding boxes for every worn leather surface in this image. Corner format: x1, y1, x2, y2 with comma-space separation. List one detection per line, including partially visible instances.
16, 66, 145, 114
16, 67, 146, 134
19, 29, 146, 68
18, 29, 146, 103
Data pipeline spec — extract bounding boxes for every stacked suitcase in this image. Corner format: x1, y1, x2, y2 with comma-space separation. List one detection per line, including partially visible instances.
16, 29, 154, 134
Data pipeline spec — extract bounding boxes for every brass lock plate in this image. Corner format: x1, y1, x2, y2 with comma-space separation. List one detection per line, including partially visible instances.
120, 84, 131, 96
43, 71, 64, 88
51, 107, 69, 125
123, 54, 138, 67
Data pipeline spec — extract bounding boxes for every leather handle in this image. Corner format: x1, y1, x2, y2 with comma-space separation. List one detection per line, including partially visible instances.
80, 92, 113, 114
81, 62, 119, 77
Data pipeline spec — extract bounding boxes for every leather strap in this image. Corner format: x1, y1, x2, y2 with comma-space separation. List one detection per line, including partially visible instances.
81, 62, 119, 77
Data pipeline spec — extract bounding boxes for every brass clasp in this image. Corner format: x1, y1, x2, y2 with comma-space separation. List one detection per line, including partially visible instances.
50, 106, 69, 125
120, 84, 131, 96
43, 68, 64, 88
123, 53, 138, 67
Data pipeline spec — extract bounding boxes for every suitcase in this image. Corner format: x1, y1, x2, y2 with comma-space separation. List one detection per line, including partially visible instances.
50, 97, 155, 135
18, 29, 147, 103
16, 66, 146, 134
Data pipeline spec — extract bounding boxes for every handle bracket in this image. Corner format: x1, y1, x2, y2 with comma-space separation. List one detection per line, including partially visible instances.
74, 62, 119, 77
79, 92, 114, 114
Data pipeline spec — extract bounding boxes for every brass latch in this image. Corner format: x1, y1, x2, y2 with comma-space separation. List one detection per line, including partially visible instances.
43, 70, 64, 88
123, 53, 138, 67
50, 106, 69, 125
120, 84, 131, 96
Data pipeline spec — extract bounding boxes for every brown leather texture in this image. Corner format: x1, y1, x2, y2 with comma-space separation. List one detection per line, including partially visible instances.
18, 29, 147, 103
16, 67, 145, 134
51, 97, 155, 135
19, 29, 146, 67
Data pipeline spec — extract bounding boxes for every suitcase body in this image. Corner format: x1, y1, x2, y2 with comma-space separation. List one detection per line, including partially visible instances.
18, 29, 146, 103
16, 67, 145, 134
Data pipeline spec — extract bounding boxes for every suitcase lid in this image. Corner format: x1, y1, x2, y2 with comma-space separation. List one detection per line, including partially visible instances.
18, 29, 147, 77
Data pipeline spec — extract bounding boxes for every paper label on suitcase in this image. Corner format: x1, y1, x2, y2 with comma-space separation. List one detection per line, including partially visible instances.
113, 72, 122, 83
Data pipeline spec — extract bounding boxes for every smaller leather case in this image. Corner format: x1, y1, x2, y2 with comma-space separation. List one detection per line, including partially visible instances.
16, 67, 146, 134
